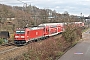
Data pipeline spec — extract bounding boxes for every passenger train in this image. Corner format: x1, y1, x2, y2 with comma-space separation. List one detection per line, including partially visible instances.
14, 22, 84, 45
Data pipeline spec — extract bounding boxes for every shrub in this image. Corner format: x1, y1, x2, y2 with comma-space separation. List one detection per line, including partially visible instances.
0, 38, 4, 44
62, 25, 77, 44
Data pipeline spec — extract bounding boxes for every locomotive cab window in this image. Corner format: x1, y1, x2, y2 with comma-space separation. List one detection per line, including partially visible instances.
16, 30, 25, 34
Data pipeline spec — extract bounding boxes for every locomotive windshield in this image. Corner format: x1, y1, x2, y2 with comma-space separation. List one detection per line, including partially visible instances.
16, 30, 25, 34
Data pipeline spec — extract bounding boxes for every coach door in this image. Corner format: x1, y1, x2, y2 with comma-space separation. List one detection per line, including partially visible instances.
44, 27, 49, 36
27, 31, 30, 41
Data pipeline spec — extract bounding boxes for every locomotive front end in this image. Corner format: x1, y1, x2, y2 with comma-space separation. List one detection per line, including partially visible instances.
14, 29, 26, 45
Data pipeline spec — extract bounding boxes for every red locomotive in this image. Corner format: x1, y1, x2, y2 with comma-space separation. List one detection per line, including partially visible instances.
14, 22, 84, 45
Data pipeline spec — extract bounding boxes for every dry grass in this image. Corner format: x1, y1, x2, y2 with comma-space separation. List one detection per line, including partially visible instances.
21, 36, 71, 60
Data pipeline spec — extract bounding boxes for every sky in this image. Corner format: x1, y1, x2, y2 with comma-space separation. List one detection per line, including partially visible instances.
0, 0, 90, 17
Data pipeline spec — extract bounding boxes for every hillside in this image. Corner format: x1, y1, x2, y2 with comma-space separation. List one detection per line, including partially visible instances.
0, 4, 81, 34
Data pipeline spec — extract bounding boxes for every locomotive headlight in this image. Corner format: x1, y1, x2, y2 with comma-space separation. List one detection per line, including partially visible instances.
21, 36, 25, 38
15, 36, 19, 38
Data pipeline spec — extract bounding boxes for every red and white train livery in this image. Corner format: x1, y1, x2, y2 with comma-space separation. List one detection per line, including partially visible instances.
14, 22, 84, 45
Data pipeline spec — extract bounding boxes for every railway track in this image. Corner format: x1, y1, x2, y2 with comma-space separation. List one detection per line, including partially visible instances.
0, 42, 18, 54
0, 47, 19, 54
1, 42, 15, 46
